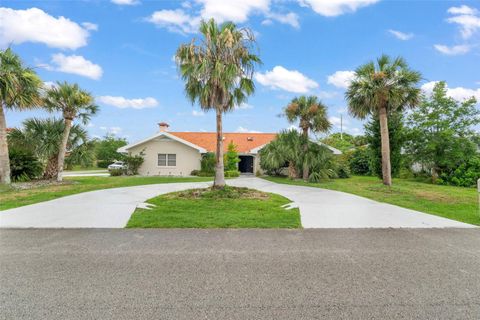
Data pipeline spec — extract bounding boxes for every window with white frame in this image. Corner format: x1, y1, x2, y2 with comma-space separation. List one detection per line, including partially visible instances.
158, 153, 176, 167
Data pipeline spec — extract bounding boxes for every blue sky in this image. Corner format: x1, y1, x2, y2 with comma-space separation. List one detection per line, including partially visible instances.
2, 0, 480, 142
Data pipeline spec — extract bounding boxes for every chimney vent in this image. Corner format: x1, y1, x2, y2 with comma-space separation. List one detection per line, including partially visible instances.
158, 122, 170, 132
247, 137, 254, 141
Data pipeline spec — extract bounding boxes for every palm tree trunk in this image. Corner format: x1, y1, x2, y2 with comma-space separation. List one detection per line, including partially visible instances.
0, 104, 11, 184
214, 109, 226, 188
56, 118, 72, 182
44, 156, 58, 180
378, 106, 392, 186
302, 128, 309, 181
288, 161, 297, 179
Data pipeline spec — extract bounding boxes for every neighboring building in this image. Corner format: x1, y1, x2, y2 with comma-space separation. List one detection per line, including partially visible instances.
119, 123, 341, 176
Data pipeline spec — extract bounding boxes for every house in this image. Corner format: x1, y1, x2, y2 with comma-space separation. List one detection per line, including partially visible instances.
119, 122, 341, 176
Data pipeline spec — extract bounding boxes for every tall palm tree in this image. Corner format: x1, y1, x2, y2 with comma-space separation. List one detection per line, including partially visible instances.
0, 48, 42, 184
8, 118, 91, 179
346, 55, 421, 186
176, 19, 261, 188
285, 95, 331, 180
44, 82, 98, 181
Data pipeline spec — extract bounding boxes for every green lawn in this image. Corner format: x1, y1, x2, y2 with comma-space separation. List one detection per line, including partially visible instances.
126, 186, 301, 228
263, 175, 480, 226
0, 176, 212, 211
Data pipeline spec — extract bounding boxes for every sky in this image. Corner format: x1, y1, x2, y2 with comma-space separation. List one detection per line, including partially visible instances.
2, 0, 480, 143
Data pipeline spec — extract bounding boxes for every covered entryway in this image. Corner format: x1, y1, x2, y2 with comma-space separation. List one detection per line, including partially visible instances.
238, 155, 254, 174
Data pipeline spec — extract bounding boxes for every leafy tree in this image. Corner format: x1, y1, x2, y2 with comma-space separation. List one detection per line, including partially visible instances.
346, 55, 421, 186
44, 82, 98, 181
224, 141, 240, 171
176, 19, 261, 188
406, 81, 480, 184
348, 147, 371, 175
285, 95, 331, 180
95, 135, 127, 167
8, 118, 90, 179
365, 111, 405, 178
321, 132, 355, 152
0, 48, 42, 184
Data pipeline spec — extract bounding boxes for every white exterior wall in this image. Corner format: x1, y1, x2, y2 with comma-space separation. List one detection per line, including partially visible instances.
128, 137, 202, 176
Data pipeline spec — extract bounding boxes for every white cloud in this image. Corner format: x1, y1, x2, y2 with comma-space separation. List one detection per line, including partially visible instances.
329, 116, 349, 128
0, 7, 91, 50
388, 29, 413, 40
111, 0, 140, 5
235, 103, 254, 110
100, 126, 123, 135
48, 54, 103, 80
147, 0, 300, 33
421, 81, 480, 101
82, 22, 98, 31
192, 110, 205, 116
448, 5, 478, 16
298, 0, 379, 17
446, 5, 480, 39
255, 66, 318, 93
434, 44, 470, 55
264, 12, 300, 28
327, 70, 355, 89
98, 96, 158, 109
146, 9, 199, 34
236, 126, 261, 133
198, 0, 270, 23
42, 81, 56, 90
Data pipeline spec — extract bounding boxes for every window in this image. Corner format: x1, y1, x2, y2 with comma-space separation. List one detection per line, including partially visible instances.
158, 154, 176, 167
167, 154, 176, 166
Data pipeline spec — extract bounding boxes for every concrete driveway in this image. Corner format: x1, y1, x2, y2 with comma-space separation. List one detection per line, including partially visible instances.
1, 228, 480, 319
0, 177, 474, 228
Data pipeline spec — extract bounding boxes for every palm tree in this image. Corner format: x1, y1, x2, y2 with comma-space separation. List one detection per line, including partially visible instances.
285, 96, 331, 180
8, 118, 91, 179
345, 55, 421, 186
176, 19, 261, 188
0, 48, 42, 184
44, 82, 98, 181
260, 130, 302, 179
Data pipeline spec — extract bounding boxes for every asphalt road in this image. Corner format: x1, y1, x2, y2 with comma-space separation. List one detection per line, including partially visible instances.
1, 229, 480, 319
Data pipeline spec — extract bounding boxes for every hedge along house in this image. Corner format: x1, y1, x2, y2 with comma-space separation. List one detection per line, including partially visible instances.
119, 123, 342, 176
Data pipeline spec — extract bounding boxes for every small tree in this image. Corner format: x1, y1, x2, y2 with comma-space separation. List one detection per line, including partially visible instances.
224, 142, 240, 171
124, 153, 144, 175
406, 81, 480, 183
95, 134, 127, 167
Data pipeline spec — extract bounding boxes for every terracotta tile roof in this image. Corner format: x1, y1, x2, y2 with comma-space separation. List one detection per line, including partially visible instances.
169, 132, 277, 153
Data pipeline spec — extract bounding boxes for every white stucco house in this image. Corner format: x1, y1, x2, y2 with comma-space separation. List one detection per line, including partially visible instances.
118, 123, 341, 176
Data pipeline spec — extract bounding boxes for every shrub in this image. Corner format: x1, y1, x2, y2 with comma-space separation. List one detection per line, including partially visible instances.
9, 149, 43, 182
348, 147, 371, 175
224, 142, 240, 171
190, 170, 199, 176
109, 168, 124, 176
197, 171, 215, 177
438, 157, 480, 187
97, 160, 111, 168
336, 163, 351, 178
124, 154, 144, 175
225, 170, 240, 177
200, 152, 216, 174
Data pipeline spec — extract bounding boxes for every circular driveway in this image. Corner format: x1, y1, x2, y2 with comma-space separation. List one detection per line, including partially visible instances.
0, 177, 474, 228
